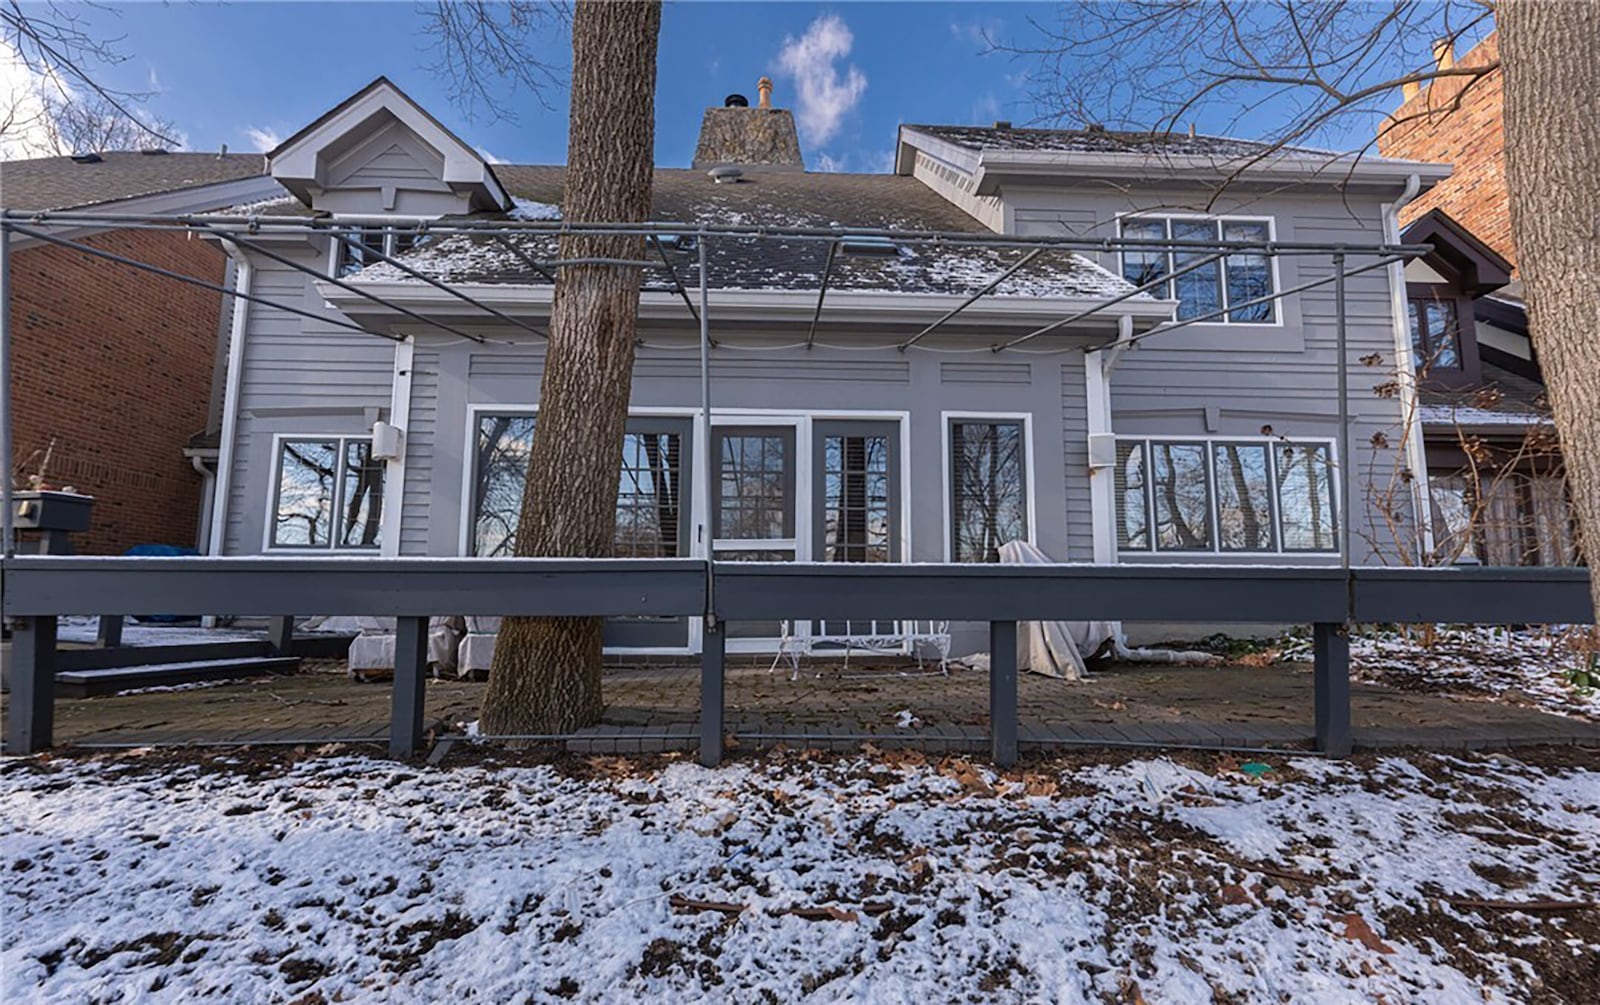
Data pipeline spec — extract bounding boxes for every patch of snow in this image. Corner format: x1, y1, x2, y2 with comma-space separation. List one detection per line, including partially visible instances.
1418, 404, 1550, 426
221, 193, 299, 215
3, 751, 1597, 1002
508, 197, 561, 221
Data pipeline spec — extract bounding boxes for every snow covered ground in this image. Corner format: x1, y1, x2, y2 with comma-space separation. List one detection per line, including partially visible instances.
4, 747, 1598, 1003
1280, 626, 1600, 721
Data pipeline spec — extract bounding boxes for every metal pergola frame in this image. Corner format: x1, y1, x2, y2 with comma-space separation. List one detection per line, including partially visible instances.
0, 209, 1433, 567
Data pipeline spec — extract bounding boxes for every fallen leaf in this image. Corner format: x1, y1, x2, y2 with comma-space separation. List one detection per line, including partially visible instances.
1332, 913, 1395, 954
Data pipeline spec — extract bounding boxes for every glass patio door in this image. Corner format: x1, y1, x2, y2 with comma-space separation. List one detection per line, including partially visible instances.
811, 421, 901, 641
604, 417, 693, 648
713, 425, 797, 640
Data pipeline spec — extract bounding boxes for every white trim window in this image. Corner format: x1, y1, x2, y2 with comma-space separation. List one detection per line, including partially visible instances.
1120, 216, 1276, 323
1115, 437, 1337, 555
268, 436, 383, 550
949, 418, 1030, 563
334, 225, 425, 278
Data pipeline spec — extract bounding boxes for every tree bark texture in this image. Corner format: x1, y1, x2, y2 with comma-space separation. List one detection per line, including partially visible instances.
480, 0, 662, 736
1499, 0, 1600, 614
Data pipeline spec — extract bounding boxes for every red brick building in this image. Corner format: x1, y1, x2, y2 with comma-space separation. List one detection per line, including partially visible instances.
1378, 32, 1515, 269
2, 152, 280, 554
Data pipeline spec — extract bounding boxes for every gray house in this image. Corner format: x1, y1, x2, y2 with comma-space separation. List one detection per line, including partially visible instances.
205, 79, 1450, 655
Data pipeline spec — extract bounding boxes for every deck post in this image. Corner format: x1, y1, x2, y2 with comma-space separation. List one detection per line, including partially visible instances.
5, 615, 57, 755
95, 615, 123, 649
699, 617, 726, 767
389, 616, 429, 758
989, 620, 1018, 768
268, 615, 295, 656
1314, 621, 1352, 756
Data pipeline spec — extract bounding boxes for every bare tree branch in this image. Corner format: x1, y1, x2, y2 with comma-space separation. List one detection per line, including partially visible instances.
1, 0, 180, 148
417, 1, 569, 123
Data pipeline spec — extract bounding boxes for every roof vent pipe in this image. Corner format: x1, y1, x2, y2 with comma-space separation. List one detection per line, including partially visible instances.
1432, 37, 1456, 71
708, 165, 744, 183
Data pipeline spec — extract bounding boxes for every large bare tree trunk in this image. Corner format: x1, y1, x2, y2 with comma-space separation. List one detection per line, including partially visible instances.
1499, 0, 1600, 613
480, 0, 662, 736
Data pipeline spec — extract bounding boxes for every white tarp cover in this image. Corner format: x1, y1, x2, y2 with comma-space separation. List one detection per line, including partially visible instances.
998, 540, 1117, 681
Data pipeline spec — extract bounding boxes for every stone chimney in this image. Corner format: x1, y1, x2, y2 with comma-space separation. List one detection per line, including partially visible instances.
691, 78, 804, 171
1432, 37, 1456, 72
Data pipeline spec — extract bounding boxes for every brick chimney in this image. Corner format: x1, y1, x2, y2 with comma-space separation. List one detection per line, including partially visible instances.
692, 78, 804, 171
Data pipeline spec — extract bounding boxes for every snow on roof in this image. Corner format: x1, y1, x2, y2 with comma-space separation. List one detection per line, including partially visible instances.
348, 165, 1150, 302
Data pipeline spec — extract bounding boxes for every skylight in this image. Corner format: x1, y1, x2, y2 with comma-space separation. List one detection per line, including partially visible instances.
838, 235, 900, 256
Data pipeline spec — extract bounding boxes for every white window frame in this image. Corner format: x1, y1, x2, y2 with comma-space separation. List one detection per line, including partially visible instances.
1112, 434, 1340, 557
327, 221, 429, 277
1117, 213, 1283, 327
941, 411, 1037, 563
262, 432, 383, 553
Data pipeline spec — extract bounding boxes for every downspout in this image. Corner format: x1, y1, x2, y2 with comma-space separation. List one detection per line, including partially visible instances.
1382, 173, 1434, 561
207, 241, 253, 558
1085, 314, 1134, 565
190, 453, 215, 553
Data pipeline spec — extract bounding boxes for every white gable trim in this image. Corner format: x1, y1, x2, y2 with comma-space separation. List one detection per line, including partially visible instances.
270, 80, 507, 212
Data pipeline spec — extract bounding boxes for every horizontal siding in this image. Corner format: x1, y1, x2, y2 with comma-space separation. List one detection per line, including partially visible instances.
401, 349, 441, 556
941, 361, 1031, 384
1060, 353, 1093, 561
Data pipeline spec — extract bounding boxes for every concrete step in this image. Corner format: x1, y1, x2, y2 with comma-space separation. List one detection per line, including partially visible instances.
56, 657, 301, 698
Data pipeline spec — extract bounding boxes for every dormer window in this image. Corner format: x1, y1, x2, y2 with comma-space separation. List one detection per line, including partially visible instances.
334, 225, 423, 278
1408, 290, 1462, 372
1120, 216, 1276, 324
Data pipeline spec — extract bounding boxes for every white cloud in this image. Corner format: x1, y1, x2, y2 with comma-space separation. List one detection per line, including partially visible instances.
814, 152, 847, 173
244, 126, 281, 153
0, 40, 64, 160
775, 14, 867, 147
949, 17, 1004, 50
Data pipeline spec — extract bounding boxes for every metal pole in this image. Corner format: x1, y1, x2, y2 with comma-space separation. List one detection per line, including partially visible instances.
698, 230, 715, 623
0, 220, 12, 557
804, 240, 838, 350
1334, 252, 1352, 573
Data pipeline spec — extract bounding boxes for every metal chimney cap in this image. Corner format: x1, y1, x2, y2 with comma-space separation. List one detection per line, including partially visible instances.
724, 93, 749, 108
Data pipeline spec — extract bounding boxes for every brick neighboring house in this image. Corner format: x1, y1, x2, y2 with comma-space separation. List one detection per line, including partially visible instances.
1378, 31, 1514, 268
1, 151, 281, 554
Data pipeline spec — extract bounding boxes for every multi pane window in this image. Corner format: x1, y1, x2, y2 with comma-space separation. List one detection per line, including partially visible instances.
471, 414, 688, 559
821, 432, 893, 563
1115, 438, 1337, 554
1430, 471, 1582, 567
270, 437, 383, 549
1408, 293, 1463, 372
334, 225, 424, 278
950, 420, 1028, 563
1121, 217, 1275, 323
714, 430, 795, 555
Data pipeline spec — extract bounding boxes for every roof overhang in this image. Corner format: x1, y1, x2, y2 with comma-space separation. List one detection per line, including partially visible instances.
316, 280, 1178, 337
268, 77, 508, 212
7, 175, 286, 249
896, 127, 1452, 195
1402, 208, 1514, 296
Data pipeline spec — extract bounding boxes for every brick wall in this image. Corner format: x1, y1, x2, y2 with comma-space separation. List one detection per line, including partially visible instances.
10, 228, 227, 554
1377, 32, 1514, 269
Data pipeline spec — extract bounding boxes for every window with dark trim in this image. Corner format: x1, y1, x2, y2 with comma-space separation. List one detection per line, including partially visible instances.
950, 420, 1028, 563
1430, 469, 1582, 567
270, 437, 383, 550
1408, 292, 1463, 372
1120, 217, 1276, 323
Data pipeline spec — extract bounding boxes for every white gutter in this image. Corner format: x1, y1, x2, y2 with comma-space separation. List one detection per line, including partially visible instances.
206, 241, 253, 558
1382, 173, 1433, 562
970, 149, 1453, 195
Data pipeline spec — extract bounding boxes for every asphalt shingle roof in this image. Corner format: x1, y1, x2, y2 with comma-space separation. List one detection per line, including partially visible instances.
1418, 361, 1551, 426
905, 124, 1331, 160
354, 165, 1145, 301
0, 151, 269, 212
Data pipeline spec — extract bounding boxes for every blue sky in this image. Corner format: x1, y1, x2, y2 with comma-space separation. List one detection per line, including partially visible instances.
21, 2, 1420, 169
